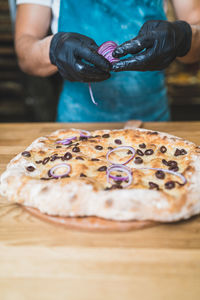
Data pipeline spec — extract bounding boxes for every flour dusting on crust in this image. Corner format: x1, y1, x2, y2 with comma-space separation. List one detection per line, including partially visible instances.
1, 128, 200, 222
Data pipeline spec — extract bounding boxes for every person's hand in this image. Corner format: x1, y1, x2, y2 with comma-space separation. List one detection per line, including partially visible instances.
49, 32, 111, 82
112, 20, 192, 72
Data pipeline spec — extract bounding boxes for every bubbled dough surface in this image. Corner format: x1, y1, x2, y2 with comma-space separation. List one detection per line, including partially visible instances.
1, 128, 200, 222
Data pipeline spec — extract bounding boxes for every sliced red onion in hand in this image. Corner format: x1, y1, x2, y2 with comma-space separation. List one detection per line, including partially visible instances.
134, 167, 187, 185
88, 41, 120, 105
106, 146, 136, 165
56, 136, 77, 145
79, 129, 91, 138
49, 163, 71, 178
98, 41, 120, 64
107, 164, 133, 188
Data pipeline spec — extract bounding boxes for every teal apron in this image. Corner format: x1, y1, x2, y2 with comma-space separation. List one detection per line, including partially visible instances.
57, 0, 170, 122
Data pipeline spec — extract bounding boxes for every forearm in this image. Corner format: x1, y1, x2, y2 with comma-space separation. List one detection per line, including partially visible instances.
171, 0, 200, 64
15, 34, 57, 77
178, 25, 200, 64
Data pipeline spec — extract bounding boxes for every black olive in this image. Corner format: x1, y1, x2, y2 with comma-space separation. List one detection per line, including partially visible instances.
168, 166, 179, 172
22, 151, 31, 157
145, 149, 154, 155
35, 160, 43, 164
95, 145, 103, 150
97, 166, 107, 172
168, 160, 177, 167
50, 154, 59, 162
79, 136, 88, 141
63, 152, 72, 160
155, 170, 165, 179
26, 166, 35, 172
165, 181, 175, 189
160, 146, 167, 153
149, 182, 159, 190
114, 139, 122, 145
102, 134, 110, 138
136, 149, 144, 156
162, 159, 169, 166
110, 184, 123, 189
134, 157, 143, 164
72, 146, 80, 153
139, 143, 146, 149
174, 149, 181, 156
48, 169, 52, 177
42, 157, 50, 165
80, 173, 87, 177
181, 149, 187, 155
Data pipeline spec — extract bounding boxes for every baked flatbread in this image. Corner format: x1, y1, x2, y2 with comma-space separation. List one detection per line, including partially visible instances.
1, 128, 200, 223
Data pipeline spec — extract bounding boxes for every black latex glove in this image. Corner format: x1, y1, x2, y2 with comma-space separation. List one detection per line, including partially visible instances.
49, 32, 111, 82
112, 20, 192, 72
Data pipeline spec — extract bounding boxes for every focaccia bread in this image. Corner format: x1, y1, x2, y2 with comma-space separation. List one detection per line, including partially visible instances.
1, 128, 200, 222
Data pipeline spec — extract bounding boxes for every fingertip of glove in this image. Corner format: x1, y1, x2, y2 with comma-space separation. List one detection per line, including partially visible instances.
111, 63, 121, 72
112, 48, 122, 58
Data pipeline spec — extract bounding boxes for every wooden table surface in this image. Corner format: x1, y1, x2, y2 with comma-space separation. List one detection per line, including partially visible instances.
1, 122, 200, 300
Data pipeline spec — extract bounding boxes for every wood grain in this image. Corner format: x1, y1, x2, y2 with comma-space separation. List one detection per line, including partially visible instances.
1, 122, 200, 300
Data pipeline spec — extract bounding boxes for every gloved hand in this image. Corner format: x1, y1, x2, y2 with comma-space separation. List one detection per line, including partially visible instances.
49, 32, 111, 82
112, 20, 192, 72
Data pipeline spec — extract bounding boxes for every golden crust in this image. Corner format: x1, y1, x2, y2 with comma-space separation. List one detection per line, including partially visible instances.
1, 128, 200, 222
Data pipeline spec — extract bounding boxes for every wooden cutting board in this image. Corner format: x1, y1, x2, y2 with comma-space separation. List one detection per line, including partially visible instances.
0, 122, 200, 300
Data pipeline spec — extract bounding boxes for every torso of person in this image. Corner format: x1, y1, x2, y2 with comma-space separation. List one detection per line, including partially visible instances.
17, 0, 170, 122
57, 0, 170, 122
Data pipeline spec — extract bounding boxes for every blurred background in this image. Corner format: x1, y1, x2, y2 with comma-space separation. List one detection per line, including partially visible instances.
0, 0, 200, 122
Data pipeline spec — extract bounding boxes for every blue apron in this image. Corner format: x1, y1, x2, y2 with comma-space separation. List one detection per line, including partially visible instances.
57, 0, 170, 122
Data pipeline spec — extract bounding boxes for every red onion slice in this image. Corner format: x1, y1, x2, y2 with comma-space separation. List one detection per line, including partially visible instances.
134, 167, 187, 185
108, 164, 132, 172
88, 41, 120, 105
107, 164, 133, 188
98, 41, 120, 63
79, 129, 91, 138
49, 163, 71, 179
109, 174, 129, 181
88, 83, 98, 106
56, 137, 77, 145
106, 146, 136, 165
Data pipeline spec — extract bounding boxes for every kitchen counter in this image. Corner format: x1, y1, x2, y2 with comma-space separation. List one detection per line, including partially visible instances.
0, 122, 200, 300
